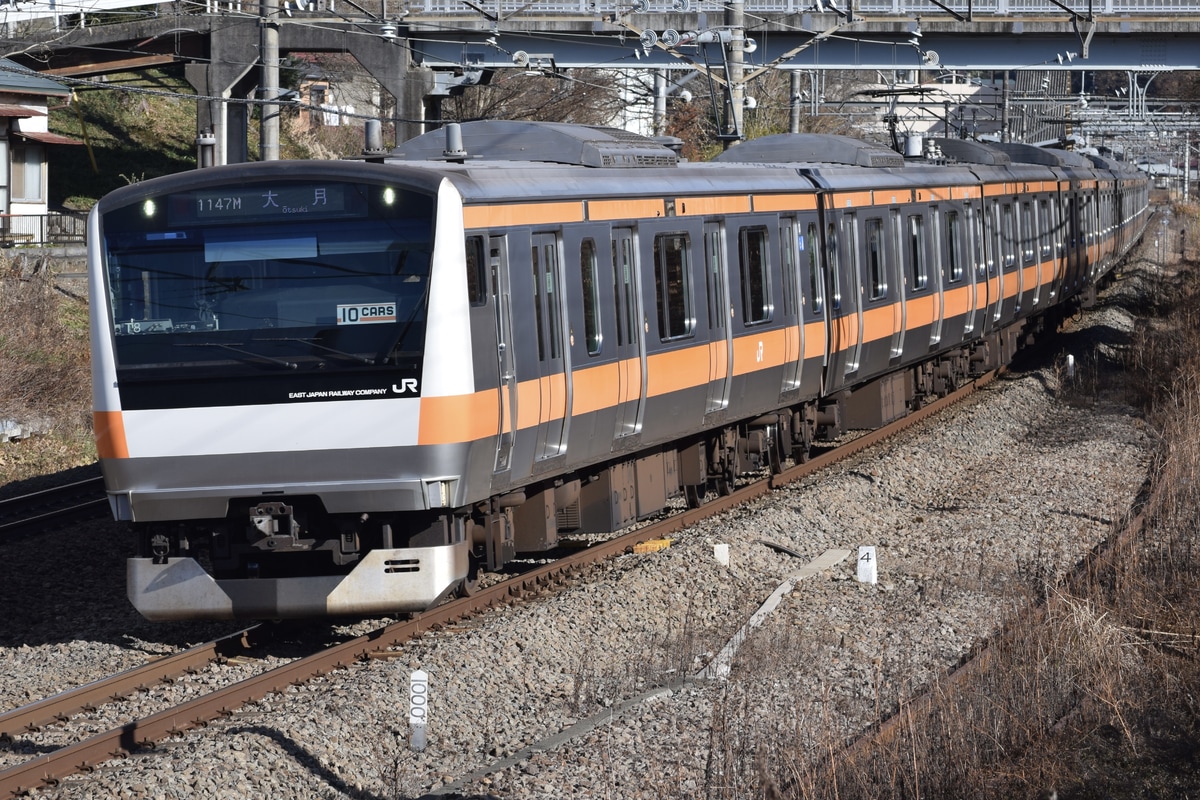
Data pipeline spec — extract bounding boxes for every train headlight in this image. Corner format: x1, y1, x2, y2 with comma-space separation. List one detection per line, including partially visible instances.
382, 187, 397, 206
142, 199, 157, 218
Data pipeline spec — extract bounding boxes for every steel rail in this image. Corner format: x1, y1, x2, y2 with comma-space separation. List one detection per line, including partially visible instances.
0, 627, 263, 743
0, 477, 109, 537
0, 371, 999, 797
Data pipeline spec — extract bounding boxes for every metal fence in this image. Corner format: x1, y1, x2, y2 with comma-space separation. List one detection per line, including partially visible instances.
0, 212, 87, 249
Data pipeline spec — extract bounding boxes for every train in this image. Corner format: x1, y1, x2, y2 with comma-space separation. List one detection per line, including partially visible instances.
87, 120, 1150, 620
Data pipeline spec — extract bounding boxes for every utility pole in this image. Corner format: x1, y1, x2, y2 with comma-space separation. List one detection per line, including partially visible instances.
1000, 69, 1010, 142
725, 0, 745, 145
260, 0, 281, 161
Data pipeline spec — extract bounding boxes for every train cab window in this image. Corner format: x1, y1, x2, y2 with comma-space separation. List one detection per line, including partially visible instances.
865, 218, 886, 300
580, 238, 602, 356
653, 232, 694, 340
946, 211, 963, 283
806, 222, 823, 314
1001, 203, 1016, 269
738, 226, 772, 324
908, 215, 928, 290
465, 236, 486, 306
826, 222, 841, 311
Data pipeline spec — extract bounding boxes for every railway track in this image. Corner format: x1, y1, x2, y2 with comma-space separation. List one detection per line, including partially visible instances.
0, 477, 108, 540
0, 370, 999, 798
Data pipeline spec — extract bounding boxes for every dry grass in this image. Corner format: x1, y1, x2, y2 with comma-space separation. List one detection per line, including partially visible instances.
0, 253, 95, 486
736, 206, 1200, 800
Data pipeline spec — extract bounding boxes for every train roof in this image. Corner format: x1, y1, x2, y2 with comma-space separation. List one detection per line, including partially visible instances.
391, 120, 680, 168
712, 134, 905, 168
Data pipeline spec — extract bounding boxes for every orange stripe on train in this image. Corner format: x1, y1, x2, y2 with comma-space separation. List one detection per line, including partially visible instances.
94, 411, 129, 459
418, 390, 500, 445
464, 201, 585, 229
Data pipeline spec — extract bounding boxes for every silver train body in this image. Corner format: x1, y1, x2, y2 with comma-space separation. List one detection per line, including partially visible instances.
87, 122, 1150, 620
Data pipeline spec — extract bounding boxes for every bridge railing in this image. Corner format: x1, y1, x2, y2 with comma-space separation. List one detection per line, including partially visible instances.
5, 0, 1198, 23
414, 0, 1200, 13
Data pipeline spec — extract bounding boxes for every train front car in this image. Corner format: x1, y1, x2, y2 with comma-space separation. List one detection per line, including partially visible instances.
89, 161, 474, 620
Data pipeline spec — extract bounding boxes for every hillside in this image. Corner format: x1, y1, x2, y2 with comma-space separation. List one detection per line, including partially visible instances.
47, 68, 199, 209
45, 66, 355, 210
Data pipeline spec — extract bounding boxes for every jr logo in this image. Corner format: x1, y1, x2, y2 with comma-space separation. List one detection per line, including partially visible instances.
392, 378, 419, 395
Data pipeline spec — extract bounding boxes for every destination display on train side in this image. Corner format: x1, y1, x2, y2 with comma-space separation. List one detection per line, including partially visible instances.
167, 183, 367, 225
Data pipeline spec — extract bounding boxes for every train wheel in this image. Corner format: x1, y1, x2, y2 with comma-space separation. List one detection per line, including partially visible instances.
685, 484, 707, 508
457, 553, 483, 597
768, 424, 784, 475
715, 469, 734, 496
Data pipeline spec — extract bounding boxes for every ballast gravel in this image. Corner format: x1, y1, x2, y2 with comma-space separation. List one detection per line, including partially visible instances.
0, 259, 1158, 799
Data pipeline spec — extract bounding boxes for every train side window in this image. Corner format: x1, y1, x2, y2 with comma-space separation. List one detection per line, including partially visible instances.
826, 222, 841, 311
780, 218, 796, 315
983, 201, 998, 276
1021, 201, 1035, 263
613, 234, 635, 347
908, 215, 928, 290
1038, 200, 1051, 259
1001, 203, 1016, 269
531, 237, 562, 361
946, 211, 963, 283
580, 238, 602, 356
806, 222, 823, 314
865, 217, 886, 299
1052, 196, 1064, 256
704, 225, 725, 331
653, 232, 694, 340
738, 226, 772, 324
465, 236, 486, 306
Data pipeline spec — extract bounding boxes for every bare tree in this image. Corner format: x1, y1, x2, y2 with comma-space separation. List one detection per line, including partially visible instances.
440, 68, 626, 126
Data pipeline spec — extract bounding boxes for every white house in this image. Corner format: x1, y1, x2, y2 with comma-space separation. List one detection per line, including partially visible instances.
0, 59, 81, 239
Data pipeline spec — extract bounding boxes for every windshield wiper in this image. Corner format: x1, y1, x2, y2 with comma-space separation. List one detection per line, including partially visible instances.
174, 341, 298, 370
258, 337, 375, 365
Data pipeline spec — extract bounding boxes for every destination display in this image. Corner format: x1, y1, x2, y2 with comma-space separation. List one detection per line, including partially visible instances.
167, 183, 367, 225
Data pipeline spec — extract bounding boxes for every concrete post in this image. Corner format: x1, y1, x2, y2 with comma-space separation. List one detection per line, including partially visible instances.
260, 0, 281, 161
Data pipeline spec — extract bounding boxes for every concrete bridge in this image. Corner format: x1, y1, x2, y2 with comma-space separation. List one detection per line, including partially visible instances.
6, 0, 1199, 163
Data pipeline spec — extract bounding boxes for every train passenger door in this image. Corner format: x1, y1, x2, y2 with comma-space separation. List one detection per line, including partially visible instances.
841, 213, 864, 377
822, 210, 862, 391
530, 232, 570, 460
1021, 199, 1039, 311
963, 203, 983, 336
887, 210, 906, 360
778, 216, 804, 393
703, 221, 732, 414
927, 207, 945, 346
800, 220, 828, 393
982, 199, 1003, 333
612, 227, 645, 437
490, 236, 517, 474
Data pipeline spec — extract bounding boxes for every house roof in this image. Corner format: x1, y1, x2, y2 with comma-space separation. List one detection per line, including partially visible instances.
0, 59, 71, 99
0, 104, 45, 118
14, 129, 82, 145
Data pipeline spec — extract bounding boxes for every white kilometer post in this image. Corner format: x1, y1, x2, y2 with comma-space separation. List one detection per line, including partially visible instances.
410, 669, 430, 752
857, 546, 878, 584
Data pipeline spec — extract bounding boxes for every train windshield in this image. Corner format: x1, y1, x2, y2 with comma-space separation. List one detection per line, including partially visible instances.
100, 179, 434, 375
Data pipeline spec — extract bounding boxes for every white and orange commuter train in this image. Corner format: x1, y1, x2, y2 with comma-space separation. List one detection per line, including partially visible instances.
87, 121, 1150, 620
